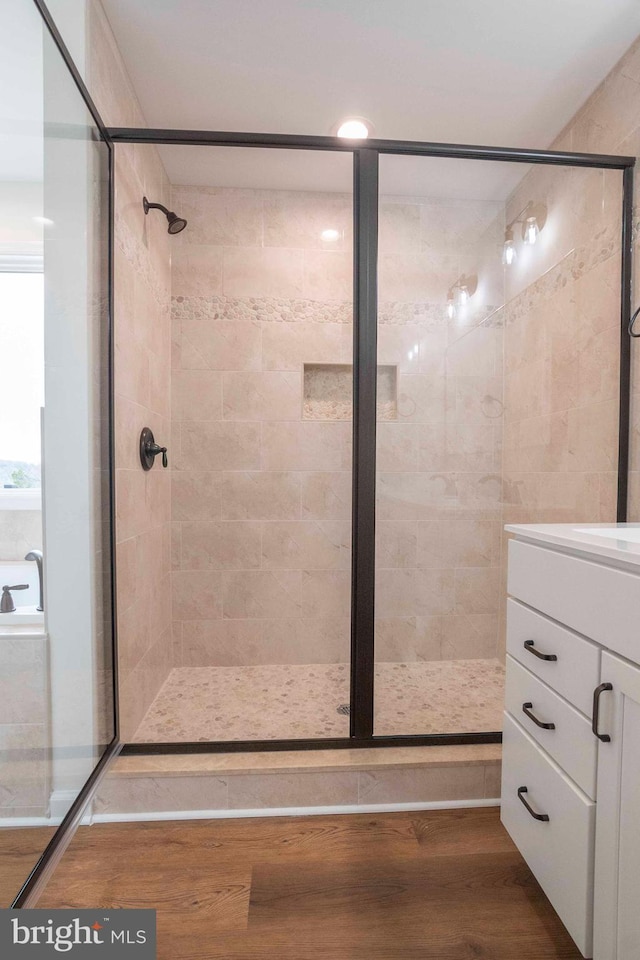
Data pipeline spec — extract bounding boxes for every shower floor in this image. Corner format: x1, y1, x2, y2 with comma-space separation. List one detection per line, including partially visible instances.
132, 659, 505, 743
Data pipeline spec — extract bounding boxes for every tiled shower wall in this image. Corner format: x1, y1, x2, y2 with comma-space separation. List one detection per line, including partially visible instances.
169, 185, 506, 668
169, 185, 354, 668
88, 0, 173, 738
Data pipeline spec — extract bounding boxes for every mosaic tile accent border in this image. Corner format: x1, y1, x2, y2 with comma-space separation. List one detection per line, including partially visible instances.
172, 295, 502, 328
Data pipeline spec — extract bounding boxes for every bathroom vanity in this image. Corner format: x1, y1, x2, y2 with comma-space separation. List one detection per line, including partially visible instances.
501, 523, 640, 960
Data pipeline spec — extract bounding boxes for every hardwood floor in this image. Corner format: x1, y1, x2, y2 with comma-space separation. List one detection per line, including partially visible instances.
38, 807, 581, 959
0, 826, 56, 908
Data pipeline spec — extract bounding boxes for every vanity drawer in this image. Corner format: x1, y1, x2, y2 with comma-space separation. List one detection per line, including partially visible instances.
508, 538, 640, 663
505, 655, 597, 798
501, 713, 595, 958
506, 599, 600, 716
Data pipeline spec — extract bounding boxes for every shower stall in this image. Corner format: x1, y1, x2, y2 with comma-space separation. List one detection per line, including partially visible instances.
108, 128, 632, 752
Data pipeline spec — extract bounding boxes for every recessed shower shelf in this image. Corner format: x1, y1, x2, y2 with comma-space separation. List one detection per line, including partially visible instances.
303, 363, 397, 421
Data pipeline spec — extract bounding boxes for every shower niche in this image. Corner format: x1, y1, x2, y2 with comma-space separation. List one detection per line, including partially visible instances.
303, 363, 397, 421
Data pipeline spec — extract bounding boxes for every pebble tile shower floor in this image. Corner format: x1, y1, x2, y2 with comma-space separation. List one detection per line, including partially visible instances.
132, 659, 505, 742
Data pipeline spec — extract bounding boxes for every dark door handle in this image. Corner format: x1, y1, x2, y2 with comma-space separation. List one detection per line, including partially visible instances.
524, 639, 558, 662
592, 683, 613, 742
522, 702, 556, 730
517, 786, 550, 822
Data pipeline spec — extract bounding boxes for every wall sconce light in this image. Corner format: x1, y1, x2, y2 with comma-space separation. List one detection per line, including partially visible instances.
502, 201, 547, 265
446, 273, 477, 319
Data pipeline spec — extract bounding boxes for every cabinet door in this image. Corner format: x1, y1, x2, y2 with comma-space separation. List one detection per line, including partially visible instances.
594, 652, 640, 960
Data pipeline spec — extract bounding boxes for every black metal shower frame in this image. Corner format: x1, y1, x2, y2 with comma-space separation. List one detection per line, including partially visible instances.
106, 127, 635, 756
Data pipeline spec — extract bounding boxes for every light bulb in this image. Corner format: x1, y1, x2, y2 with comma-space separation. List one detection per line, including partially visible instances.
523, 216, 539, 245
321, 228, 340, 242
502, 239, 517, 266
336, 118, 371, 139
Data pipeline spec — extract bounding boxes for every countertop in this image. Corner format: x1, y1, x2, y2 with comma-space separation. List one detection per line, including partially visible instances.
505, 522, 640, 570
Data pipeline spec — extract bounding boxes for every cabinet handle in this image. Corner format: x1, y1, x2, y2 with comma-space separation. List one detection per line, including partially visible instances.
517, 786, 550, 822
524, 639, 557, 662
522, 701, 556, 730
592, 682, 613, 742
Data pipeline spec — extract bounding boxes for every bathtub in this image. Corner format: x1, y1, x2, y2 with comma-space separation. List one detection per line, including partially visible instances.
0, 560, 44, 627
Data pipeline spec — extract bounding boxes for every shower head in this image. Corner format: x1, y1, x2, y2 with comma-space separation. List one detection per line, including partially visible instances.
142, 196, 187, 235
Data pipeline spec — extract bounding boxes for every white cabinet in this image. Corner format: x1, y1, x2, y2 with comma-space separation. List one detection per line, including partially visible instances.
593, 652, 640, 960
502, 529, 640, 960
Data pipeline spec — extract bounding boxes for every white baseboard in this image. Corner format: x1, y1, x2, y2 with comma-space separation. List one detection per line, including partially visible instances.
90, 797, 501, 825
0, 815, 55, 828
48, 789, 78, 820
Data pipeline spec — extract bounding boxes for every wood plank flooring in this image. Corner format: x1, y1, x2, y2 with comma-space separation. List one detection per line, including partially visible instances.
38, 808, 581, 960
0, 826, 56, 907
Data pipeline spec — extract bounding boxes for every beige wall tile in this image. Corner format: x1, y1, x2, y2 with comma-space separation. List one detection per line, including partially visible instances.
172, 570, 223, 620
222, 570, 302, 620
454, 567, 500, 616
441, 613, 499, 659
171, 472, 222, 521
375, 617, 443, 662
376, 568, 455, 619
172, 244, 224, 298
223, 372, 301, 421
263, 192, 352, 250
301, 472, 352, 520
223, 247, 304, 298
227, 771, 359, 809
396, 373, 447, 422
301, 570, 351, 619
221, 472, 301, 521
261, 521, 350, 570
171, 186, 263, 247
302, 249, 352, 301
262, 321, 346, 371
376, 521, 418, 568
180, 521, 262, 570
180, 319, 262, 371
357, 764, 486, 804
94, 774, 229, 814
484, 762, 502, 798
376, 423, 420, 472
261, 422, 350, 471
177, 421, 261, 471
180, 617, 350, 666
172, 370, 223, 421
417, 520, 500, 569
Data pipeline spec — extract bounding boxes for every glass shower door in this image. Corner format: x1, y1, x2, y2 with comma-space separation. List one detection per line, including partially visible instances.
373, 152, 623, 736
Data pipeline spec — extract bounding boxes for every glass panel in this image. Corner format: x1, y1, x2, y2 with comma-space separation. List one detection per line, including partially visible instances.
374, 153, 622, 736
127, 146, 354, 742
0, 0, 113, 904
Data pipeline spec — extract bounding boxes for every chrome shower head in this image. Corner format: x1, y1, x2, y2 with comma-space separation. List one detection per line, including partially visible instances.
142, 196, 187, 234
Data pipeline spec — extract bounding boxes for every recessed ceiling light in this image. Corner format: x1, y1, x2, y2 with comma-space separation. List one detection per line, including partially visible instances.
334, 117, 374, 139
321, 228, 340, 242
32, 216, 54, 226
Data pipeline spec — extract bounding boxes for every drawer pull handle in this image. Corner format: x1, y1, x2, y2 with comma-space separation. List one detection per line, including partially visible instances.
522, 702, 556, 730
517, 786, 550, 822
592, 682, 613, 742
524, 639, 557, 662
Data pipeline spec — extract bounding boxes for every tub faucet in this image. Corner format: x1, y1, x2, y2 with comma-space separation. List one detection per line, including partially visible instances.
25, 549, 44, 612
1, 584, 28, 613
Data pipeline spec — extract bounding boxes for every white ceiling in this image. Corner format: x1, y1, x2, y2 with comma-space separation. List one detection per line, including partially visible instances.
101, 0, 640, 198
